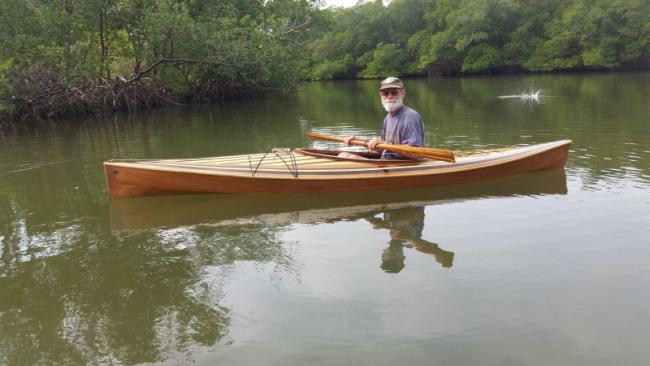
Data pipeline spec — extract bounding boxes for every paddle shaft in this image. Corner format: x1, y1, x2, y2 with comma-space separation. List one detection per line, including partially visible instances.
305, 131, 455, 162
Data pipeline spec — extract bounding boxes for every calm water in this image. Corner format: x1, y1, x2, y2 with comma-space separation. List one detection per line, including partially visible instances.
1, 73, 649, 365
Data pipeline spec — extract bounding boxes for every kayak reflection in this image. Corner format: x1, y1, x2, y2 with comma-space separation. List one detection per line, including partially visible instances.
110, 169, 566, 273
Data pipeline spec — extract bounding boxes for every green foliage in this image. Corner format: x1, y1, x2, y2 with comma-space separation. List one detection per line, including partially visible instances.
0, 0, 327, 120
462, 44, 501, 72
303, 0, 649, 79
360, 43, 408, 78
0, 59, 11, 113
1, 0, 648, 121
312, 55, 354, 79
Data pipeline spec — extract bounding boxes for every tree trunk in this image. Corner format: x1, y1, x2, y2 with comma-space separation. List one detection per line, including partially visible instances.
99, 8, 110, 79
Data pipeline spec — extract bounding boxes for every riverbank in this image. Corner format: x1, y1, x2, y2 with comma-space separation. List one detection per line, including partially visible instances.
3, 67, 648, 127
0, 72, 270, 126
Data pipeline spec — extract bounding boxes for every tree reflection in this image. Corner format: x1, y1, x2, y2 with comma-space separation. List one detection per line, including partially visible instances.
0, 197, 294, 365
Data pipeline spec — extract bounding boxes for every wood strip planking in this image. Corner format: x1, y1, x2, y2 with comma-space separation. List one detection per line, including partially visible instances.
146, 156, 317, 168
230, 159, 379, 170
188, 154, 322, 166
104, 140, 572, 197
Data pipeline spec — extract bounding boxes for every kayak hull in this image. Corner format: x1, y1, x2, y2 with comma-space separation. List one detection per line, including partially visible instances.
104, 140, 571, 198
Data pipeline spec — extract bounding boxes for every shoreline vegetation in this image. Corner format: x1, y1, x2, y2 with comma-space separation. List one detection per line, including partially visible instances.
1, 0, 648, 125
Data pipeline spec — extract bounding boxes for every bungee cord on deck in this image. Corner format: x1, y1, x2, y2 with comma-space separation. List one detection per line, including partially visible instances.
248, 148, 299, 178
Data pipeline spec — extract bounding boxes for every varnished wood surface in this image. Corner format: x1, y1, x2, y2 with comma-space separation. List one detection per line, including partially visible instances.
104, 140, 571, 198
110, 168, 568, 230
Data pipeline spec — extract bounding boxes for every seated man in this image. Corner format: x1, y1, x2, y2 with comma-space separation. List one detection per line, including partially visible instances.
340, 76, 425, 160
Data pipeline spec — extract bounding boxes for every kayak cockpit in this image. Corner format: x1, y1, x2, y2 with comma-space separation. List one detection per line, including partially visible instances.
293, 148, 428, 165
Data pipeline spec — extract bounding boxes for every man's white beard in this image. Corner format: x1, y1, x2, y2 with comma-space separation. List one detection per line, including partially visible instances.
382, 98, 403, 113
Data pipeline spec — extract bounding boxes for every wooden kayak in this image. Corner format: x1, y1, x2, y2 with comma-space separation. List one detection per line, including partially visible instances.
110, 168, 567, 230
104, 139, 571, 198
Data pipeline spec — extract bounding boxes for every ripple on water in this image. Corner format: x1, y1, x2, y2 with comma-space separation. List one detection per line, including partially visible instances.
8, 159, 71, 173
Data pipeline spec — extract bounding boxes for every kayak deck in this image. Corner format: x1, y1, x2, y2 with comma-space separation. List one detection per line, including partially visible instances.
104, 140, 571, 197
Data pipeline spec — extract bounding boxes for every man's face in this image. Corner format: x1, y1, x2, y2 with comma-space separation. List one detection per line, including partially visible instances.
379, 88, 405, 112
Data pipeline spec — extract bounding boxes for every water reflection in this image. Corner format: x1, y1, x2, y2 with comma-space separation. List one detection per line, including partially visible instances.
365, 207, 454, 273
112, 170, 567, 275
0, 226, 233, 364
0, 204, 293, 364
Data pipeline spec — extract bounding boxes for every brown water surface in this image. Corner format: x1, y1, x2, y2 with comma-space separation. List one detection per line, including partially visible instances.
1, 73, 649, 365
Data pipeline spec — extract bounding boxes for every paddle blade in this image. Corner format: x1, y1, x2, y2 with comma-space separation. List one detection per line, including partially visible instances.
305, 131, 345, 143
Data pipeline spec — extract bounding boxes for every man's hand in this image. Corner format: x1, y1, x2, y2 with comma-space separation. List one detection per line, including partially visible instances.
368, 137, 384, 151
343, 136, 356, 146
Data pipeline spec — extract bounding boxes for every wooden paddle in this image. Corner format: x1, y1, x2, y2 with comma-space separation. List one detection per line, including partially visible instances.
305, 131, 455, 162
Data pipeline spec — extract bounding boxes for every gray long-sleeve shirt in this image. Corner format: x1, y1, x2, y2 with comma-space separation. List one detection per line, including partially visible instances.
381, 105, 425, 159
